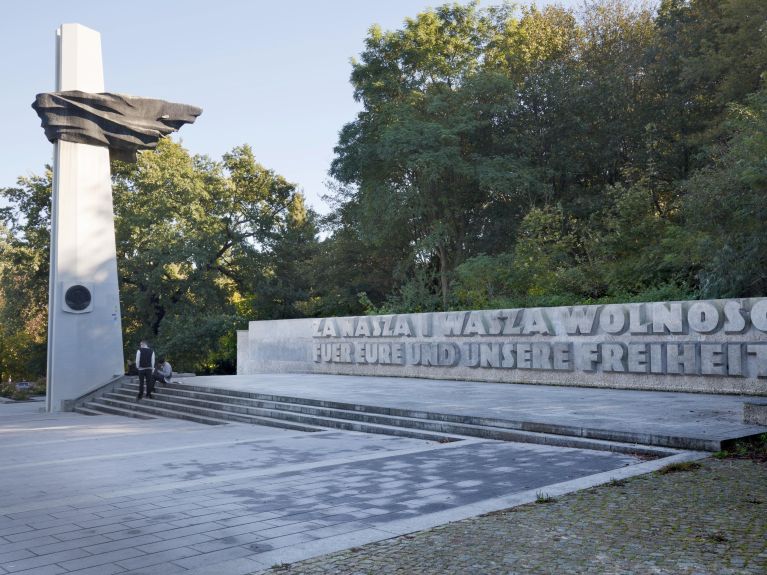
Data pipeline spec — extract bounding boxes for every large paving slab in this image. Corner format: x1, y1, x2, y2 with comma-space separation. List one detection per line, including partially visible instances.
0, 401, 700, 575
175, 373, 767, 447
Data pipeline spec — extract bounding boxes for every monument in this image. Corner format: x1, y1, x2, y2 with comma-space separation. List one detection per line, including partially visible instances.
238, 297, 767, 395
33, 24, 201, 411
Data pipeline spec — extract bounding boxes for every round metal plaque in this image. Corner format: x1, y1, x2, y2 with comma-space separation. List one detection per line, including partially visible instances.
64, 284, 92, 311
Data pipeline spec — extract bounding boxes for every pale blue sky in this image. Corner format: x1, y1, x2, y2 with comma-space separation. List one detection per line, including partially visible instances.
1, 0, 582, 214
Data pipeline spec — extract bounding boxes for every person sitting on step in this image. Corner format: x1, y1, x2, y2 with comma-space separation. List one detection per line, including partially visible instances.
153, 356, 173, 388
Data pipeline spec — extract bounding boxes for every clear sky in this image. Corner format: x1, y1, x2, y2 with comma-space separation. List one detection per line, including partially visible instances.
1, 0, 581, 214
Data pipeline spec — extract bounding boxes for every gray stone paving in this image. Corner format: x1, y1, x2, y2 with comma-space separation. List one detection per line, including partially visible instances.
178, 374, 767, 444
255, 458, 767, 575
0, 401, 689, 575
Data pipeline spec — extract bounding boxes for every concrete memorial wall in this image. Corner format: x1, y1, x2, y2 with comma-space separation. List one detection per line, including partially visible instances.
237, 297, 767, 394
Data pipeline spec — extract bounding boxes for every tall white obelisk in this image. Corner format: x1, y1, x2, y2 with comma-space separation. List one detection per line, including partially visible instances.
46, 24, 124, 411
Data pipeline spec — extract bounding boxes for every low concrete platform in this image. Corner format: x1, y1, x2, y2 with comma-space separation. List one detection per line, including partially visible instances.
176, 373, 767, 450
0, 400, 700, 575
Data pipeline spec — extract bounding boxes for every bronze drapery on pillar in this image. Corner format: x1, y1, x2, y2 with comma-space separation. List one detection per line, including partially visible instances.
32, 90, 202, 162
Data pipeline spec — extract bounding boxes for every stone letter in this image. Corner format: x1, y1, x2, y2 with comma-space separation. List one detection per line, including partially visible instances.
420, 314, 433, 337
362, 343, 378, 363
486, 311, 505, 335
649, 343, 665, 374
517, 343, 532, 368
464, 312, 489, 336
338, 318, 356, 337
379, 343, 391, 364
393, 316, 414, 337
628, 303, 651, 334
531, 343, 553, 369
666, 343, 697, 374
746, 344, 767, 377
723, 300, 747, 334
381, 316, 395, 336
599, 305, 627, 335
441, 312, 467, 336
501, 343, 516, 368
392, 343, 404, 364
463, 343, 480, 368
700, 344, 725, 376
479, 343, 501, 368
501, 309, 524, 335
354, 317, 371, 337
422, 343, 441, 366
322, 319, 337, 337
602, 343, 627, 372
627, 343, 648, 373
578, 343, 601, 372
439, 343, 460, 367
651, 302, 686, 334
751, 299, 767, 332
522, 308, 552, 335
559, 306, 599, 335
687, 301, 720, 334
727, 344, 743, 376
552, 343, 572, 370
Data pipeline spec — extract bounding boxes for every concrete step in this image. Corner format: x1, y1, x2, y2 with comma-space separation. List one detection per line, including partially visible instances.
154, 381, 714, 451
115, 384, 669, 456
73, 406, 104, 416
81, 401, 158, 420
107, 389, 461, 442
99, 394, 325, 432
88, 397, 226, 425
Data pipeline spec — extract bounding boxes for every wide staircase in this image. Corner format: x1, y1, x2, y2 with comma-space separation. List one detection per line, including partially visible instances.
74, 378, 672, 455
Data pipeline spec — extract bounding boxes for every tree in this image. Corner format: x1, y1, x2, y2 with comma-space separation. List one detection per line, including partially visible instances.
0, 140, 318, 377
331, 3, 584, 309
0, 173, 52, 381
112, 139, 315, 371
683, 86, 767, 297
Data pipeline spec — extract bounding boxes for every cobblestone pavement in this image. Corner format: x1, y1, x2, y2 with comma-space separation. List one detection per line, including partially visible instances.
255, 459, 767, 575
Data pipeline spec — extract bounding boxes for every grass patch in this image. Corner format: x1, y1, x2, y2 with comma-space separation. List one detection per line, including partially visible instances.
535, 491, 556, 504
656, 461, 702, 475
715, 434, 767, 462
707, 531, 729, 543
608, 477, 628, 487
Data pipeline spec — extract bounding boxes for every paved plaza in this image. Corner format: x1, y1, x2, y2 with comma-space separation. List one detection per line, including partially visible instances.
0, 397, 699, 575
2, 372, 766, 575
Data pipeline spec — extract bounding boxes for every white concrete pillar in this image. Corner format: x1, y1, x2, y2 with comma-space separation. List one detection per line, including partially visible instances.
46, 24, 124, 411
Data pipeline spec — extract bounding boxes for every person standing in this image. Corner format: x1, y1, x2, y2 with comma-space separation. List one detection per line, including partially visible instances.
135, 340, 155, 400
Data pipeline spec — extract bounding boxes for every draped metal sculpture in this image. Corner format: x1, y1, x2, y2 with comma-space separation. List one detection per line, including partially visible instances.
33, 90, 202, 162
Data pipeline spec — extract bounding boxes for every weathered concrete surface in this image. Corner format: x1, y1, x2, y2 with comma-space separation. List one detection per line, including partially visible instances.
238, 298, 767, 395
176, 373, 767, 449
0, 401, 693, 575
744, 402, 767, 425
254, 458, 767, 575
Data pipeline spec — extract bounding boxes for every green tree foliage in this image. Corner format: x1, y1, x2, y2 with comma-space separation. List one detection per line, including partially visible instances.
112, 140, 317, 372
0, 140, 318, 377
326, 0, 767, 311
683, 86, 767, 297
0, 173, 53, 380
